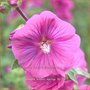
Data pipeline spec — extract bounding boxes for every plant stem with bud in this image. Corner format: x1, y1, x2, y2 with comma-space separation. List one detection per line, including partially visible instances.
16, 6, 28, 21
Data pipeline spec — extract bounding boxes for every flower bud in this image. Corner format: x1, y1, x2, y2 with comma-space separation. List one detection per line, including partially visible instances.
0, 2, 11, 14
8, 0, 22, 7
0, 6, 5, 13
8, 0, 18, 6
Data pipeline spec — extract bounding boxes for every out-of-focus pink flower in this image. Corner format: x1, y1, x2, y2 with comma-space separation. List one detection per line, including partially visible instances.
9, 11, 87, 78
8, 0, 18, 6
0, 6, 6, 13
4, 65, 12, 73
51, 0, 74, 22
29, 0, 43, 7
7, 0, 43, 24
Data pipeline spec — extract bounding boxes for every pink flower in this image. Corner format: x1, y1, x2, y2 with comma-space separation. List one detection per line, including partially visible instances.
25, 68, 87, 90
4, 65, 12, 73
9, 11, 88, 89
25, 71, 74, 90
8, 0, 18, 6
51, 0, 74, 22
25, 71, 65, 90
0, 6, 6, 13
79, 85, 90, 90
9, 11, 87, 78
29, 0, 43, 7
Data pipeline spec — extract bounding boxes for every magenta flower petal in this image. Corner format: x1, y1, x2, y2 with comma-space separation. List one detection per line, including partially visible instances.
9, 11, 87, 79
60, 80, 74, 90
72, 49, 87, 70
25, 70, 88, 90
25, 71, 65, 90
79, 85, 90, 90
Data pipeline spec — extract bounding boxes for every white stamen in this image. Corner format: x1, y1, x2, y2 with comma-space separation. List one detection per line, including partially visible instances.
40, 42, 50, 54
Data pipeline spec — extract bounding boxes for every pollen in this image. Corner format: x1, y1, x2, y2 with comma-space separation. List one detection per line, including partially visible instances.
40, 41, 51, 54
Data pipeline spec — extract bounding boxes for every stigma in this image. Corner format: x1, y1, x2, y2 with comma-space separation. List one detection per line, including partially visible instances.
40, 41, 51, 54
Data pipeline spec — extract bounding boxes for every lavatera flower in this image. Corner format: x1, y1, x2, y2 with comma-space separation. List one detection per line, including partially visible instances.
51, 0, 74, 22
8, 11, 87, 89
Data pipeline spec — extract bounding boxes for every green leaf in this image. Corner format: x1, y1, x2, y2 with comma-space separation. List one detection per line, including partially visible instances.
74, 85, 79, 90
67, 70, 78, 84
12, 60, 19, 69
75, 68, 90, 78
67, 68, 90, 84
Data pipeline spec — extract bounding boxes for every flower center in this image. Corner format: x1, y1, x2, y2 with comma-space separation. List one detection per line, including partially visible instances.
40, 41, 51, 54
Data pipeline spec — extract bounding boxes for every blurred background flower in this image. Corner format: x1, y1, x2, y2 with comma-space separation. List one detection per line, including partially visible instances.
50, 0, 74, 22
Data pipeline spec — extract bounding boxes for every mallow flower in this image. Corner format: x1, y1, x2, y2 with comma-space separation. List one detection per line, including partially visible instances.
9, 10, 87, 76
25, 68, 87, 90
51, 0, 74, 22
9, 11, 88, 89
